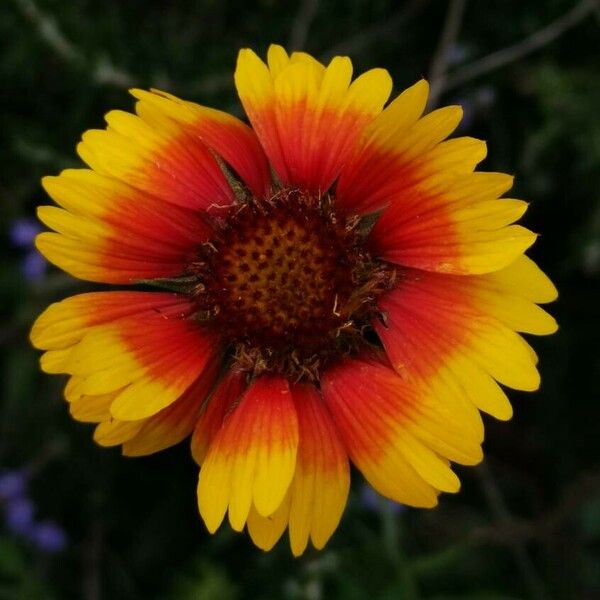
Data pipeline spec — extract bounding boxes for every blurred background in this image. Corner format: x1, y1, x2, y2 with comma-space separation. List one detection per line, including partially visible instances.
1, 0, 599, 598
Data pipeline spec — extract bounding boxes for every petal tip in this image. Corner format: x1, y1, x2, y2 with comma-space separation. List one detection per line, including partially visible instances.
198, 478, 227, 534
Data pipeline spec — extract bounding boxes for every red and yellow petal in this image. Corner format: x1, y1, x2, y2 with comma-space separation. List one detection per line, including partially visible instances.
38, 169, 213, 283
375, 256, 557, 422
77, 105, 234, 213
191, 368, 247, 465
370, 182, 536, 275
335, 78, 431, 213
130, 88, 271, 198
67, 359, 220, 456
235, 44, 392, 193
197, 376, 298, 534
121, 357, 221, 457
286, 384, 349, 556
245, 384, 350, 555
335, 78, 535, 275
322, 354, 472, 509
337, 80, 461, 213
31, 292, 221, 422
195, 378, 349, 555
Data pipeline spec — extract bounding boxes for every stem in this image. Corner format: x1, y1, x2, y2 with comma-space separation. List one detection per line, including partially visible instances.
428, 0, 468, 107
380, 499, 420, 600
288, 0, 320, 51
477, 461, 547, 600
321, 0, 429, 60
436, 0, 598, 95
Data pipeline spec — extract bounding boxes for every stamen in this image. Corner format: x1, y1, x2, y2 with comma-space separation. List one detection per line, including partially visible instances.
189, 189, 395, 380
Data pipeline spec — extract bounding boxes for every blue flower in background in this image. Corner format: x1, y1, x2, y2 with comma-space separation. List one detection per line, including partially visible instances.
9, 217, 47, 282
360, 484, 405, 515
31, 521, 68, 553
0, 469, 67, 554
5, 496, 35, 537
0, 469, 27, 500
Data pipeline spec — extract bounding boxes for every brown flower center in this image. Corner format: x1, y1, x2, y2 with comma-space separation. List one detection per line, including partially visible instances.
189, 189, 394, 380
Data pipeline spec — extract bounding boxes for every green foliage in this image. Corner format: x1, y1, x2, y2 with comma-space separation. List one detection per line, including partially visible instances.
0, 537, 57, 600
168, 559, 240, 600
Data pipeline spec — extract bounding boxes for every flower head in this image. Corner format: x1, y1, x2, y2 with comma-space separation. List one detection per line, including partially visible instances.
30, 45, 557, 555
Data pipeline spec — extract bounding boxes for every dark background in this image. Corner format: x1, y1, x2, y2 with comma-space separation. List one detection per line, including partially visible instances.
1, 1, 599, 598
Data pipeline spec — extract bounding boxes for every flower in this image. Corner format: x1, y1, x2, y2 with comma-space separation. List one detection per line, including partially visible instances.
30, 520, 68, 553
0, 468, 68, 553
9, 217, 47, 282
360, 484, 404, 515
30, 45, 557, 556
4, 497, 35, 536
0, 470, 28, 500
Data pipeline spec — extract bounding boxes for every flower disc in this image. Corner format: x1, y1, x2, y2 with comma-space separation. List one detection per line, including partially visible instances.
190, 189, 393, 378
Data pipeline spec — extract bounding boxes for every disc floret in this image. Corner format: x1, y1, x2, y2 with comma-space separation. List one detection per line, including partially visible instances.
189, 189, 395, 380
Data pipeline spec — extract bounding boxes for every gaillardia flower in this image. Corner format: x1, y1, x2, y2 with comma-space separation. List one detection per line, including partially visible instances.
31, 45, 557, 555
